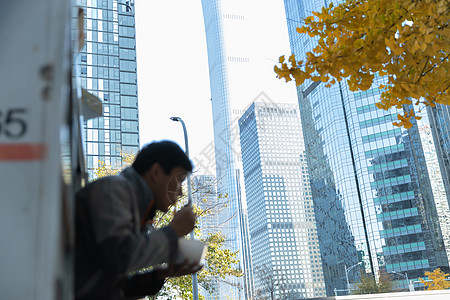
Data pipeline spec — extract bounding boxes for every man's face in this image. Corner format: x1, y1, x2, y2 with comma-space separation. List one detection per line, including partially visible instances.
153, 166, 187, 213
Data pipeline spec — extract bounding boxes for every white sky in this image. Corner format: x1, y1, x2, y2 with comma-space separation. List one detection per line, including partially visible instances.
134, 0, 298, 170
135, 0, 213, 161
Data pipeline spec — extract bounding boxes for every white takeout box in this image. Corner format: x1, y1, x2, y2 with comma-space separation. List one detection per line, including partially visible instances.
176, 238, 207, 265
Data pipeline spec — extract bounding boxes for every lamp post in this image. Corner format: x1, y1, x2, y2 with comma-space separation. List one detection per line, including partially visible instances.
170, 116, 199, 300
390, 270, 413, 291
117, 2, 133, 12
345, 262, 362, 293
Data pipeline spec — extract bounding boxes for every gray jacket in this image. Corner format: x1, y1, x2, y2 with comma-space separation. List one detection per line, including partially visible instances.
75, 167, 178, 299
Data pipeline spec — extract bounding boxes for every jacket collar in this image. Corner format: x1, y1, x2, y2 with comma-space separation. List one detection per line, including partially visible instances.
120, 167, 155, 219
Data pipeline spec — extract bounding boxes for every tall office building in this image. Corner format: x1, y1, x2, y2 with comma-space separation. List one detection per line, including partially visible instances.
192, 175, 220, 300
238, 198, 255, 298
427, 104, 450, 210
426, 106, 450, 258
78, 0, 140, 177
416, 116, 450, 264
284, 0, 450, 295
200, 1, 298, 298
193, 175, 220, 239
193, 174, 255, 298
239, 102, 326, 298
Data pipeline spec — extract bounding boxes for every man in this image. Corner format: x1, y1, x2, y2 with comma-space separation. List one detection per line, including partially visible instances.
75, 141, 201, 299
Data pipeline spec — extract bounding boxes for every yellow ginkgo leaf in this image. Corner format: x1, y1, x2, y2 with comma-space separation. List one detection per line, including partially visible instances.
274, 0, 449, 128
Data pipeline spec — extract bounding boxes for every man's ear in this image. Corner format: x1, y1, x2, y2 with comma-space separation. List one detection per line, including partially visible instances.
143, 163, 163, 185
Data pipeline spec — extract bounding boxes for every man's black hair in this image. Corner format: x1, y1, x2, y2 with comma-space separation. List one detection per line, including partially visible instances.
132, 141, 193, 175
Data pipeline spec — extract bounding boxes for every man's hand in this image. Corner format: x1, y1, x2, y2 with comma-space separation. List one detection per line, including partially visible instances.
157, 260, 203, 280
169, 205, 196, 237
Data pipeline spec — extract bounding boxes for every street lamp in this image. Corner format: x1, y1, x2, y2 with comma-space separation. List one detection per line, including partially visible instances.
117, 1, 133, 12
170, 117, 193, 206
170, 116, 199, 300
390, 270, 413, 291
345, 262, 362, 292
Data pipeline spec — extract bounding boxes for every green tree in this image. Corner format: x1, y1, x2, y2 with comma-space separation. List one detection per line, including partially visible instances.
150, 198, 243, 299
419, 268, 450, 290
253, 264, 298, 300
94, 152, 135, 178
352, 271, 394, 295
275, 0, 449, 128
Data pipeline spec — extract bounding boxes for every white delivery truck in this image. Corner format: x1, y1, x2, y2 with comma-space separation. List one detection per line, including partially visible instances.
0, 0, 99, 299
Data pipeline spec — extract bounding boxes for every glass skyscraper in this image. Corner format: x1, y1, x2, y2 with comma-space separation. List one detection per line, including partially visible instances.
427, 104, 450, 211
192, 175, 221, 300
193, 175, 220, 239
200, 1, 298, 298
415, 114, 450, 265
284, 0, 450, 296
239, 102, 326, 298
77, 0, 140, 177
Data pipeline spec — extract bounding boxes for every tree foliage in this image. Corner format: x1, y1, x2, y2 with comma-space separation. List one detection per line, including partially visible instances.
253, 264, 299, 300
151, 201, 243, 299
351, 271, 394, 295
419, 268, 450, 290
254, 265, 277, 300
275, 0, 450, 128
94, 152, 135, 178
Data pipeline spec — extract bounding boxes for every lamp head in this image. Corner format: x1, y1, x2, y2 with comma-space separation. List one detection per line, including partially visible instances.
170, 117, 180, 122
